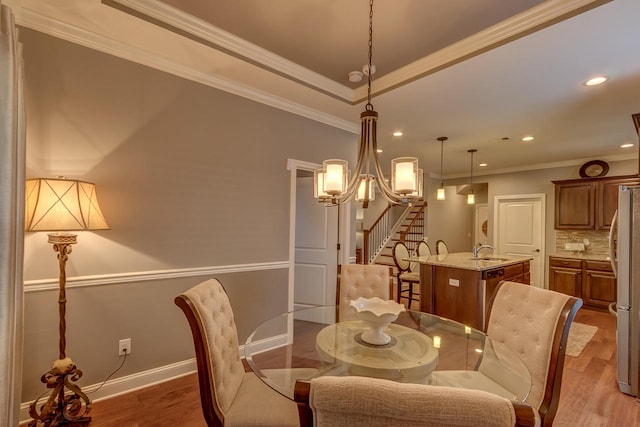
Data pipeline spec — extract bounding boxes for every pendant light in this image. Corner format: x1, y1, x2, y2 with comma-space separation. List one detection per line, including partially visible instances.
467, 149, 477, 205
436, 137, 447, 200
313, 0, 422, 208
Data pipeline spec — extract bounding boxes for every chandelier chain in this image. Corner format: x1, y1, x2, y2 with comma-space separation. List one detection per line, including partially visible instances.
366, 0, 374, 111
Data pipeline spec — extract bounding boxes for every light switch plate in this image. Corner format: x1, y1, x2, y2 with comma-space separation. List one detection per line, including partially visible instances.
448, 278, 459, 287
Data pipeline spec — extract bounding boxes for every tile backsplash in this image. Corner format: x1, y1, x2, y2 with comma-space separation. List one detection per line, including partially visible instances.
555, 230, 611, 257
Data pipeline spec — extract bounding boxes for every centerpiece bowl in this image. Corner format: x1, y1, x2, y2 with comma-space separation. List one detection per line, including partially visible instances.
349, 297, 406, 345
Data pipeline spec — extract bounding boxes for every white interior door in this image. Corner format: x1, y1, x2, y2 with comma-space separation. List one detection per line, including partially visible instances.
494, 194, 545, 288
293, 171, 338, 309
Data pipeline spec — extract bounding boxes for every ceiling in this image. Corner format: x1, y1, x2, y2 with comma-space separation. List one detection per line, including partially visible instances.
6, 0, 640, 178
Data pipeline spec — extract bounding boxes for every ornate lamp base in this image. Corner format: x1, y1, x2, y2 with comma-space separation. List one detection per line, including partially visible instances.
28, 357, 91, 427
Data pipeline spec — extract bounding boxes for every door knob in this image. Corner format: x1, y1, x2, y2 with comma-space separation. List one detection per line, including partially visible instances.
533, 249, 541, 253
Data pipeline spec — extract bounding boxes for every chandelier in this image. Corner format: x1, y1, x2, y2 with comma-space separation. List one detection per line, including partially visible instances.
314, 0, 423, 208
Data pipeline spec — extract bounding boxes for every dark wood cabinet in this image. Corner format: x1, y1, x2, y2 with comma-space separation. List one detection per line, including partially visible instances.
582, 260, 616, 308
421, 260, 530, 330
548, 257, 616, 309
596, 176, 640, 229
554, 181, 595, 229
553, 175, 640, 230
549, 257, 582, 297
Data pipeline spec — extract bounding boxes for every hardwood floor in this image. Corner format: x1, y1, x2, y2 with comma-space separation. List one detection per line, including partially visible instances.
80, 308, 638, 426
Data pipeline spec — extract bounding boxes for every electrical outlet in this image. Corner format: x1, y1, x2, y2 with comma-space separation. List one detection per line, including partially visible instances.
118, 338, 131, 356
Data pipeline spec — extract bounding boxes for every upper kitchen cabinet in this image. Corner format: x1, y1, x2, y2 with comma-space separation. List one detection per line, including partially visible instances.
553, 180, 596, 229
596, 176, 640, 229
553, 175, 640, 230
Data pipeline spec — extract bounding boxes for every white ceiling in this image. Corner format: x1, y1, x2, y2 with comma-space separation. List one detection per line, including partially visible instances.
6, 0, 640, 178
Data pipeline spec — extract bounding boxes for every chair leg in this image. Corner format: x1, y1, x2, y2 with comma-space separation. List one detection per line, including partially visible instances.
407, 283, 413, 309
396, 276, 403, 304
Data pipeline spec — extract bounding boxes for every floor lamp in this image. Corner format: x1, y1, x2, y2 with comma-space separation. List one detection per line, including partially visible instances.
25, 178, 109, 427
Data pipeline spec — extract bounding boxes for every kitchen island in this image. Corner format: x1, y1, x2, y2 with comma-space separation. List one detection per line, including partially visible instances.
412, 252, 532, 329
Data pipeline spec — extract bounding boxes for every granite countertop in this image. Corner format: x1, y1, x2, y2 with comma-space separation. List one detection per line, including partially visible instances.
410, 252, 533, 272
549, 251, 611, 262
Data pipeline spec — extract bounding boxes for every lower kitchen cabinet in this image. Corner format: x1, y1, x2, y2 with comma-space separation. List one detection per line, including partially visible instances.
582, 260, 616, 308
548, 256, 616, 309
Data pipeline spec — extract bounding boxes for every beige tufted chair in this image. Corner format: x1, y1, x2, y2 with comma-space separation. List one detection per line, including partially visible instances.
485, 281, 581, 426
430, 281, 581, 426
435, 239, 449, 255
392, 242, 421, 309
417, 240, 432, 257
336, 264, 393, 321
175, 279, 299, 426
294, 376, 539, 427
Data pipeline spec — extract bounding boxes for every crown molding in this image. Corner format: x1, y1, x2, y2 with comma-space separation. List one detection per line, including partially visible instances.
437, 152, 637, 180
13, 3, 359, 134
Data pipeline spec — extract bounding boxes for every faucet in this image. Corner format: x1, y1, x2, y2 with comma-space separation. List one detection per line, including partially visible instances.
473, 244, 495, 258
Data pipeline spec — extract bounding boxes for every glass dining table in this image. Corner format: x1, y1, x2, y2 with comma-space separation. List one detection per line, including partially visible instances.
244, 305, 531, 403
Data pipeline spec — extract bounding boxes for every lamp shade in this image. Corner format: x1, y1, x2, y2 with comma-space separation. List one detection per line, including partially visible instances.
25, 178, 109, 231
356, 175, 376, 202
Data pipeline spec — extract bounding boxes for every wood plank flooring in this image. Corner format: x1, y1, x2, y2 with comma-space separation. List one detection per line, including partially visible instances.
68, 308, 640, 426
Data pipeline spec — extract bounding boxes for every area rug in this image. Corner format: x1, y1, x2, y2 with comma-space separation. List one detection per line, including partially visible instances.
566, 322, 598, 357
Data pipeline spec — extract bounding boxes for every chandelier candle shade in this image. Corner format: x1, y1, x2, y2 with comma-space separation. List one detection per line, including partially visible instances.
467, 149, 477, 205
314, 0, 423, 208
25, 178, 109, 427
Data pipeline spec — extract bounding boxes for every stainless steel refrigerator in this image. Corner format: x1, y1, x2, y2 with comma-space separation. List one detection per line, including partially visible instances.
610, 185, 640, 396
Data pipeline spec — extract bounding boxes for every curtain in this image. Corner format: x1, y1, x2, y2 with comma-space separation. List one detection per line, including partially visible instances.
0, 1, 25, 425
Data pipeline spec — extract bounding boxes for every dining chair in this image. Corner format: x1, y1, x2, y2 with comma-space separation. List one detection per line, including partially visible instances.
392, 241, 420, 309
336, 264, 393, 321
435, 239, 449, 255
294, 376, 538, 427
431, 281, 581, 427
175, 278, 300, 427
417, 239, 431, 257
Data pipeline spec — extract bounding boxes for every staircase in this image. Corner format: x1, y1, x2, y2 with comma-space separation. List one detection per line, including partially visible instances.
372, 203, 427, 269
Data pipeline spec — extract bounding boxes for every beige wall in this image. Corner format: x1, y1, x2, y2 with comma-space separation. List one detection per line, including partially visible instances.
20, 28, 356, 402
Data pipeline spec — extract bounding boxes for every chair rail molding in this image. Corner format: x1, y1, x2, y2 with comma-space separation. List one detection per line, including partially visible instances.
23, 261, 289, 292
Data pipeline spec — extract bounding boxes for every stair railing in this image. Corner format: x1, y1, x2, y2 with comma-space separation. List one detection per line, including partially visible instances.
363, 204, 393, 264
399, 202, 427, 253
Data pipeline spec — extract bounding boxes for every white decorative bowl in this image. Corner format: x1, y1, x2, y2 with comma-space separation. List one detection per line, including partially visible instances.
349, 297, 406, 345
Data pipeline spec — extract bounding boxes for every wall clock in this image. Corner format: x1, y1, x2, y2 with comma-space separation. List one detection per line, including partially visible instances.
579, 160, 609, 178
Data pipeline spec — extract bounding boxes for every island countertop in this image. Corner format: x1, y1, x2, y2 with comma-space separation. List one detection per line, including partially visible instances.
411, 252, 533, 272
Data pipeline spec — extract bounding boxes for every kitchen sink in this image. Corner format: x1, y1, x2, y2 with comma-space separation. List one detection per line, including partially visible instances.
469, 257, 509, 262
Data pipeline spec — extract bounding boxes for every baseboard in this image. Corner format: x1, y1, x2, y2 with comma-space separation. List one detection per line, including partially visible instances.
19, 333, 291, 424
19, 358, 197, 424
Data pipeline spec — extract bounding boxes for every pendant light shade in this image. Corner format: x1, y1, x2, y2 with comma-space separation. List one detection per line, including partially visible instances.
313, 0, 422, 208
467, 149, 477, 205
436, 137, 447, 201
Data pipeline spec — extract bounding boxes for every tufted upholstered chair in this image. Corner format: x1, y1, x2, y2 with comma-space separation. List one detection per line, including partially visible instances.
417, 240, 431, 257
430, 281, 581, 427
435, 239, 449, 255
293, 376, 539, 427
175, 279, 299, 426
336, 264, 393, 321
391, 242, 420, 309
485, 281, 581, 426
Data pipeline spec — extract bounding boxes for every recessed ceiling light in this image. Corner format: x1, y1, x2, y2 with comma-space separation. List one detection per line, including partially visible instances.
479, 163, 488, 167
621, 143, 634, 148
393, 131, 403, 137
522, 136, 534, 142
585, 76, 608, 86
